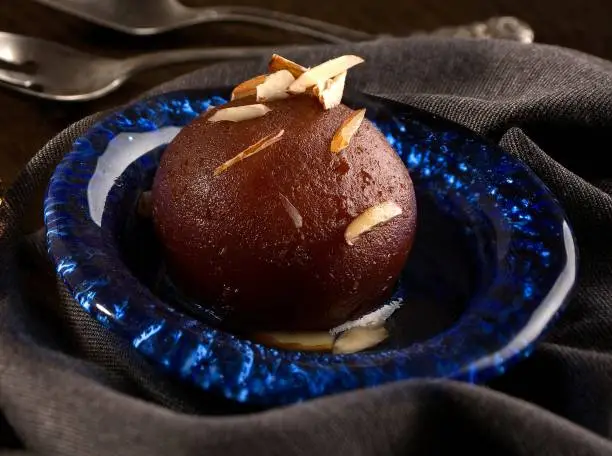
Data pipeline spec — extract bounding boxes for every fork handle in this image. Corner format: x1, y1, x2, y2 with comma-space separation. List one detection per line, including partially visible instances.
190, 6, 377, 44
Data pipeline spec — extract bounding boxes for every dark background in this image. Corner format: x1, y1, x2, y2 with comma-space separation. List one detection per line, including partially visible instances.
1, 0, 611, 187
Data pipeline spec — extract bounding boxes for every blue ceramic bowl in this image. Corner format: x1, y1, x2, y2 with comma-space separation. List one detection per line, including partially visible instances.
44, 88, 577, 406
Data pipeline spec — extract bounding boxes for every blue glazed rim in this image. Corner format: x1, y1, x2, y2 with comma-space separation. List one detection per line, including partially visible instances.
44, 88, 578, 406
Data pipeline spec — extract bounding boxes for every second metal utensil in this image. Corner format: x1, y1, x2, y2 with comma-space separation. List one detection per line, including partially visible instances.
33, 0, 376, 42
33, 1, 534, 45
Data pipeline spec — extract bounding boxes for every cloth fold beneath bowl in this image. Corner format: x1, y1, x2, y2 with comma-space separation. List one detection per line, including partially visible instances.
1, 37, 612, 455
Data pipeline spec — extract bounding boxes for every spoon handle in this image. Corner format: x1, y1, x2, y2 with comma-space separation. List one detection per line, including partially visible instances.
122, 14, 534, 77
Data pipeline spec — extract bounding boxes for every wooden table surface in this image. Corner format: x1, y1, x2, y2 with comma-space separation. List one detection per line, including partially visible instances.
1, 0, 611, 189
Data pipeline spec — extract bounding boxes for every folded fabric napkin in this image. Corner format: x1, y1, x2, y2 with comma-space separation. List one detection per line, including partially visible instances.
1, 37, 612, 456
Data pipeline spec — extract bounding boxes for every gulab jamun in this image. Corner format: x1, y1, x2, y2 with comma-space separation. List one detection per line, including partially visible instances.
151, 55, 417, 332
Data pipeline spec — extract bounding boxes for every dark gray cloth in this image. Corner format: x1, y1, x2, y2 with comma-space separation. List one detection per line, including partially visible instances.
2, 37, 612, 455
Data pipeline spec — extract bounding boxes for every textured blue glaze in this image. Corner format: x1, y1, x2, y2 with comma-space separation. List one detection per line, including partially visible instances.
44, 89, 577, 406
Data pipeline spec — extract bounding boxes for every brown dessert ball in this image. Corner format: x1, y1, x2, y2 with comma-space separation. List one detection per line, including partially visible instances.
151, 95, 417, 331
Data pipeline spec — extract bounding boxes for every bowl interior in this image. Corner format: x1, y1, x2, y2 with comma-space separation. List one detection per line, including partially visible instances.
104, 142, 486, 349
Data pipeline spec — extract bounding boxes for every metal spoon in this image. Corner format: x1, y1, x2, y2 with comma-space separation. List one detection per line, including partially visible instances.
32, 0, 375, 42
0, 32, 293, 101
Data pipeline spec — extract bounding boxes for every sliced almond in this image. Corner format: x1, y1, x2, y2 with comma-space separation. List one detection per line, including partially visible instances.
279, 193, 303, 229
344, 201, 402, 245
330, 108, 366, 153
231, 74, 267, 100
330, 299, 403, 336
332, 326, 389, 354
213, 130, 285, 176
256, 70, 295, 102
312, 78, 329, 97
314, 71, 346, 110
213, 129, 284, 176
208, 104, 271, 123
288, 55, 364, 94
268, 54, 308, 78
137, 191, 152, 218
252, 331, 334, 352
